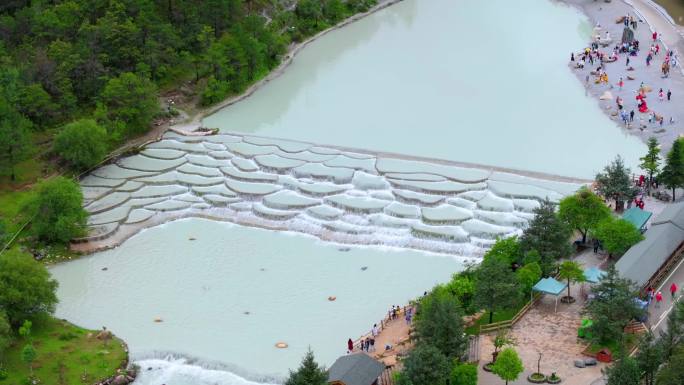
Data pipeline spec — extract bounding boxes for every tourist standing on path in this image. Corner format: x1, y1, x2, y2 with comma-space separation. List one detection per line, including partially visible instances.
656, 291, 663, 308
668, 89, 672, 101
372, 323, 378, 337
671, 282, 678, 299
653, 31, 658, 43
647, 287, 654, 304
630, 109, 635, 122
659, 88, 665, 102
347, 338, 354, 353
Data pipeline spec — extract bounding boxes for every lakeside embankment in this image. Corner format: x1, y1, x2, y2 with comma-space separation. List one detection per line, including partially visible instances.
563, 0, 684, 155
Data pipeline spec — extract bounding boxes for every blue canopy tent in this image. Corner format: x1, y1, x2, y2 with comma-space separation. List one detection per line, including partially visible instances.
622, 207, 652, 233
532, 277, 568, 313
583, 267, 607, 284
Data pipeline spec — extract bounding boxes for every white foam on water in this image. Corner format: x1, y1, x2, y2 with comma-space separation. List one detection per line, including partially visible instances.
132, 356, 280, 385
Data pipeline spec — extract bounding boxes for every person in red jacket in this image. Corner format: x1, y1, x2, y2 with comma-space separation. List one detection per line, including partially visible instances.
671, 282, 678, 299
656, 291, 663, 308
347, 338, 354, 353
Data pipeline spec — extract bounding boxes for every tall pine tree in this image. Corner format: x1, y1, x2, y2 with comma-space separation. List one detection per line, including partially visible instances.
519, 199, 572, 275
639, 137, 661, 195
660, 138, 684, 200
285, 348, 327, 385
595, 155, 636, 211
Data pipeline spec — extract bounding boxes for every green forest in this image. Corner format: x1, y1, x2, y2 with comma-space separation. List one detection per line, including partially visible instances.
0, 0, 377, 184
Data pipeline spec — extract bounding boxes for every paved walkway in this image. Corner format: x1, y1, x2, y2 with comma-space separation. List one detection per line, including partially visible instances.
477, 250, 608, 385
352, 307, 414, 368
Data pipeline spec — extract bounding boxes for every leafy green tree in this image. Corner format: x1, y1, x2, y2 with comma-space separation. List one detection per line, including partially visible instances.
485, 237, 522, 266
53, 119, 109, 170
0, 250, 58, 326
18, 320, 32, 340
21, 343, 36, 375
284, 348, 327, 385
519, 199, 572, 274
595, 156, 637, 211
492, 330, 516, 362
558, 187, 611, 244
444, 273, 475, 313
656, 347, 684, 385
557, 261, 585, 301
323, 0, 347, 23
96, 72, 158, 139
660, 138, 684, 200
606, 354, 640, 385
640, 137, 661, 195
490, 348, 524, 385
475, 255, 520, 324
586, 265, 644, 344
399, 344, 449, 385
592, 217, 644, 257
16, 83, 57, 130
659, 301, 684, 360
414, 288, 467, 359
201, 75, 231, 106
0, 95, 32, 181
450, 362, 477, 385
295, 0, 326, 37
28, 176, 87, 244
516, 262, 541, 295
636, 331, 663, 385
0, 311, 10, 360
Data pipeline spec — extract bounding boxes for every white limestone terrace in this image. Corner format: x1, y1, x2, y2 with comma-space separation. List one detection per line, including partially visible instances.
73, 131, 587, 257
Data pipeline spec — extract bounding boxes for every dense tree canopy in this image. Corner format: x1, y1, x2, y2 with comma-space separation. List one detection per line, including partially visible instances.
606, 354, 641, 385
397, 344, 450, 385
519, 199, 572, 274
558, 187, 610, 244
0, 250, 58, 327
592, 217, 643, 257
95, 72, 159, 139
0, 0, 378, 177
53, 119, 108, 170
413, 288, 467, 360
475, 254, 520, 324
0, 94, 32, 181
28, 176, 87, 244
586, 265, 644, 344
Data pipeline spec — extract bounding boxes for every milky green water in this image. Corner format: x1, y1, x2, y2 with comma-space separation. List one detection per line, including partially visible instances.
51, 219, 462, 383
203, 0, 646, 179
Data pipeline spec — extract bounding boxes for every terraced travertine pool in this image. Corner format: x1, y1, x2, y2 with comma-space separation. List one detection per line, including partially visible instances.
76, 132, 583, 256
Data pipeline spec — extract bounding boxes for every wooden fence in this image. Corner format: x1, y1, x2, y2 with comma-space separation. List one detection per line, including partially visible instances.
479, 293, 542, 334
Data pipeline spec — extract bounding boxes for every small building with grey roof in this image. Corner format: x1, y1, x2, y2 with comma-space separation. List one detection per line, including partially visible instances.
616, 202, 684, 289
328, 353, 384, 385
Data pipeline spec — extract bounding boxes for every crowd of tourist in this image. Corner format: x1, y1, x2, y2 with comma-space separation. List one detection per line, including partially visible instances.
571, 12, 678, 132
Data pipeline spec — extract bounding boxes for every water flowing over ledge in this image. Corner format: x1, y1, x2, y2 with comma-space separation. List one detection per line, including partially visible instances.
73, 131, 586, 257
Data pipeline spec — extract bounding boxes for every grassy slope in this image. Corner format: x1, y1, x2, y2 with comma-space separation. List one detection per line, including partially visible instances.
3, 316, 127, 385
